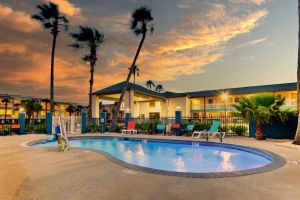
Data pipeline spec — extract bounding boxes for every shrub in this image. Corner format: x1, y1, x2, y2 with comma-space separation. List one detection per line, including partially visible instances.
88, 124, 99, 133
231, 125, 247, 136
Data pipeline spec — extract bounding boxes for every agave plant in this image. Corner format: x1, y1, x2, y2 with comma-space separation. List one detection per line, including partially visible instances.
233, 94, 288, 140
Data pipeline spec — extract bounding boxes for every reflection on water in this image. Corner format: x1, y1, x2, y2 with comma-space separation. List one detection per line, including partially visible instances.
173, 157, 186, 172
35, 138, 271, 173
217, 151, 235, 171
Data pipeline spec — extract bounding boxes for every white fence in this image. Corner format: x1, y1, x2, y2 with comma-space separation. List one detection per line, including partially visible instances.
52, 116, 81, 134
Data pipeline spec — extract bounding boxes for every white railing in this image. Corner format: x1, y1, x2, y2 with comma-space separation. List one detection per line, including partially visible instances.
52, 116, 81, 134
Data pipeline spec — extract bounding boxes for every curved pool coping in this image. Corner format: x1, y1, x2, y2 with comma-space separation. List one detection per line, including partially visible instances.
27, 135, 286, 178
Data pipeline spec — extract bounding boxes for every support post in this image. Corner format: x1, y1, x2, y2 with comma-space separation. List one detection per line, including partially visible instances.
19, 113, 25, 134
46, 112, 52, 135
125, 112, 131, 128
175, 110, 182, 136
81, 112, 87, 133
100, 112, 107, 133
175, 110, 182, 124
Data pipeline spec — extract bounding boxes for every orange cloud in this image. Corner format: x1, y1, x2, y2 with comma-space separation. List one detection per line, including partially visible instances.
0, 4, 41, 32
104, 8, 268, 83
46, 0, 81, 16
0, 43, 27, 55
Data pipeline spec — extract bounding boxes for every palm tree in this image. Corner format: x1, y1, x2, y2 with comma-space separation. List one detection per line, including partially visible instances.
70, 26, 104, 122
65, 104, 75, 116
34, 102, 43, 119
110, 6, 154, 132
155, 84, 163, 93
22, 99, 36, 122
32, 2, 69, 114
1, 97, 11, 121
146, 80, 155, 90
294, 1, 300, 145
233, 94, 288, 140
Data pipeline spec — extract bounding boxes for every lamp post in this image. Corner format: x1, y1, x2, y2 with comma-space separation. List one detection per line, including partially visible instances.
221, 92, 228, 133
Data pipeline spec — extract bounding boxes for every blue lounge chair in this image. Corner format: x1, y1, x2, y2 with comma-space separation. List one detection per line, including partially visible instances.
184, 124, 194, 136
192, 120, 225, 142
156, 124, 166, 135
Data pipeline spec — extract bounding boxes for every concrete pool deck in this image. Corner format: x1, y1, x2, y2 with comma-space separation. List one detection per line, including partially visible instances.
0, 134, 299, 200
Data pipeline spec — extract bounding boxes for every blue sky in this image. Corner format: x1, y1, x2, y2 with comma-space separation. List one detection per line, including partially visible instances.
0, 0, 297, 103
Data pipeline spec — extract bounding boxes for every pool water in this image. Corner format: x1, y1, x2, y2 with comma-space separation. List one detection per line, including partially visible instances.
34, 138, 272, 173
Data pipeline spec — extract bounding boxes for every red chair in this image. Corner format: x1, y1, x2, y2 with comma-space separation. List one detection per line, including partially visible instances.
122, 121, 137, 134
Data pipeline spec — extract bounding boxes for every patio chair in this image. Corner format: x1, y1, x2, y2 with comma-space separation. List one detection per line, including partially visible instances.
192, 120, 225, 142
171, 123, 182, 136
122, 121, 137, 135
156, 124, 166, 135
183, 124, 194, 136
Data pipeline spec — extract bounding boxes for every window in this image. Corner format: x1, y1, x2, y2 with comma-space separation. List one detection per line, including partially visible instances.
208, 99, 213, 104
234, 98, 240, 103
149, 112, 160, 119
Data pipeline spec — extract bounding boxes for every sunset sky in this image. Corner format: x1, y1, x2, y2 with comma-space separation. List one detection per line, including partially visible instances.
0, 0, 297, 104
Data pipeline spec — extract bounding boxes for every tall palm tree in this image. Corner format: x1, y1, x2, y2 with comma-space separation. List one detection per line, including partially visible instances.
233, 94, 288, 140
146, 80, 155, 90
70, 26, 104, 122
294, 1, 300, 145
155, 84, 163, 93
1, 97, 11, 121
32, 2, 69, 114
110, 6, 154, 132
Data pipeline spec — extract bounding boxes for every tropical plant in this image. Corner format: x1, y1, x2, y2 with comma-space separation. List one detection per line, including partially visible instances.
110, 6, 154, 132
32, 2, 69, 114
1, 97, 12, 121
233, 94, 288, 140
65, 104, 75, 116
155, 84, 163, 93
34, 102, 43, 119
294, 0, 300, 145
146, 80, 155, 90
70, 26, 104, 122
22, 99, 41, 121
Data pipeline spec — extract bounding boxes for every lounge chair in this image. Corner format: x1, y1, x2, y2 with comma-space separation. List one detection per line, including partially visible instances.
171, 123, 181, 136
183, 124, 194, 136
156, 124, 166, 135
192, 120, 225, 142
121, 121, 137, 135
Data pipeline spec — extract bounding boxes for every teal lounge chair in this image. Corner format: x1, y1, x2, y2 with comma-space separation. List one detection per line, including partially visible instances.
192, 120, 225, 142
156, 124, 166, 135
184, 124, 194, 136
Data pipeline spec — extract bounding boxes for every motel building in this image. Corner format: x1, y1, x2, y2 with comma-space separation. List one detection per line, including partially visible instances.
0, 94, 77, 120
92, 82, 297, 120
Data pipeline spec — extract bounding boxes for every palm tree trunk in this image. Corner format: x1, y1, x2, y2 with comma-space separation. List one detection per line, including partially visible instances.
294, 0, 300, 145
50, 32, 57, 114
110, 33, 146, 132
88, 61, 95, 123
255, 123, 265, 140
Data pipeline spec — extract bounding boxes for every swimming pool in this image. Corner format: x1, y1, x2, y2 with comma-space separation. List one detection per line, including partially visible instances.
31, 137, 285, 177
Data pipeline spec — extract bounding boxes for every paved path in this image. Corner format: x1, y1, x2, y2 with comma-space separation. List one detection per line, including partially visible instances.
0, 134, 299, 200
